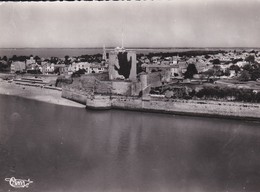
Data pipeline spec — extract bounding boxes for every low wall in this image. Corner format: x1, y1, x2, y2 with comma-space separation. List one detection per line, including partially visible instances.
111, 97, 260, 120
86, 95, 112, 109
62, 88, 260, 120
61, 88, 87, 104
141, 99, 260, 119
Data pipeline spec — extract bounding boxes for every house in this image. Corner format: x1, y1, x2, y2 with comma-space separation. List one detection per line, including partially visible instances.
54, 64, 68, 75
10, 61, 26, 73
236, 61, 248, 68
26, 56, 36, 67
68, 62, 91, 74
90, 63, 106, 73
195, 62, 208, 73
178, 61, 188, 74
42, 63, 55, 74
26, 63, 40, 71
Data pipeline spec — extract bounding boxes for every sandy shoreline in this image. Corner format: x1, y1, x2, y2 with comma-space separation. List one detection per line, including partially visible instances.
0, 80, 85, 108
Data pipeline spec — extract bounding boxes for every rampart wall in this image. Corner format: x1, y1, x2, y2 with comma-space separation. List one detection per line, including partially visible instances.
62, 88, 260, 120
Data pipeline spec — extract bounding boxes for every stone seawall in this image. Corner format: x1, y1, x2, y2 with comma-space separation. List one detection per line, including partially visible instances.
62, 89, 260, 120
86, 95, 112, 109
113, 97, 260, 119
62, 89, 87, 105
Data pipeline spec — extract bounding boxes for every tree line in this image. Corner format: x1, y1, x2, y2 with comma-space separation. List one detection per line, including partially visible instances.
151, 86, 260, 103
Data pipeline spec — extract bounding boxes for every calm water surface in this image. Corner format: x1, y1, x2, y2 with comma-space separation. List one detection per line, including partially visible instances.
0, 95, 260, 192
1, 48, 255, 58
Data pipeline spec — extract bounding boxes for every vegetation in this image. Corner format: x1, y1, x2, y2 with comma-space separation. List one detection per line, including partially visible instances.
137, 50, 226, 60
210, 59, 221, 65
71, 68, 86, 77
238, 70, 251, 81
184, 64, 198, 79
245, 55, 255, 64
78, 54, 102, 63
55, 76, 73, 87
150, 85, 260, 103
27, 69, 42, 74
0, 60, 10, 72
240, 63, 260, 81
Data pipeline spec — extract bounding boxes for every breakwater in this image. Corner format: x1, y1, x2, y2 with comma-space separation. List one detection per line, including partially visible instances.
62, 88, 260, 120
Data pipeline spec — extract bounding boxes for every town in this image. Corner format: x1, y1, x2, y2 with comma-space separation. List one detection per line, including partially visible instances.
1, 47, 260, 104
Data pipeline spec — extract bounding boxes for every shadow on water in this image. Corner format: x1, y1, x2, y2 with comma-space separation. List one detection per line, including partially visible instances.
0, 95, 260, 192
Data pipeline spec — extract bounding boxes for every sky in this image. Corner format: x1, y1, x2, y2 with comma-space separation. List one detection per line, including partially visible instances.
0, 0, 260, 48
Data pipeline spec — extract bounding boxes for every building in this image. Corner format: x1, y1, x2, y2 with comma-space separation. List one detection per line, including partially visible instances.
90, 63, 106, 74
108, 47, 137, 81
68, 62, 91, 74
10, 61, 26, 73
26, 56, 36, 66
45, 63, 55, 74
53, 64, 68, 75
102, 45, 107, 61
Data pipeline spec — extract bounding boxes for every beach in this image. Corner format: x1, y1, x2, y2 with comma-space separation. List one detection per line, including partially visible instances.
0, 80, 85, 108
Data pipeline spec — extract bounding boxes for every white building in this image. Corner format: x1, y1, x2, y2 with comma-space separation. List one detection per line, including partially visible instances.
68, 62, 91, 74
90, 63, 106, 73
10, 61, 26, 73
26, 56, 36, 66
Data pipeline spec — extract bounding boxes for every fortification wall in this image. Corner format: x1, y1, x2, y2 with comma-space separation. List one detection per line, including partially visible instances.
111, 81, 132, 95
81, 73, 109, 81
111, 96, 260, 119
86, 95, 112, 109
62, 87, 260, 120
96, 81, 112, 94
61, 88, 87, 104
63, 73, 109, 92
147, 72, 163, 87
111, 96, 142, 109
141, 99, 260, 119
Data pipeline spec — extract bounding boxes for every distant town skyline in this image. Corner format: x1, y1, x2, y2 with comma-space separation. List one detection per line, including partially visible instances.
1, 0, 260, 48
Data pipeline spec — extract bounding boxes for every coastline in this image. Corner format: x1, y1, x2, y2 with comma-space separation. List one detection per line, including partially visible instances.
0, 80, 85, 108
62, 89, 260, 121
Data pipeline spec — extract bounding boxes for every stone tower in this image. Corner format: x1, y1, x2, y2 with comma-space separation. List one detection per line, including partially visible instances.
108, 47, 137, 81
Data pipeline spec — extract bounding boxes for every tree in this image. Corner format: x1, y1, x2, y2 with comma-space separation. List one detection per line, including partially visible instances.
232, 58, 243, 64
211, 59, 221, 65
202, 68, 214, 81
2, 56, 7, 61
78, 68, 86, 74
215, 70, 223, 77
12, 55, 17, 61
242, 63, 260, 81
245, 55, 255, 64
205, 55, 210, 59
243, 64, 252, 71
65, 55, 69, 60
223, 69, 230, 76
34, 55, 41, 60
0, 61, 9, 72
64, 55, 70, 65
54, 67, 60, 74
238, 70, 251, 81
184, 64, 198, 79
251, 68, 260, 81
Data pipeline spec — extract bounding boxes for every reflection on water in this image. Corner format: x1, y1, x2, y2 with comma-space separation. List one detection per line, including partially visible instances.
0, 95, 260, 192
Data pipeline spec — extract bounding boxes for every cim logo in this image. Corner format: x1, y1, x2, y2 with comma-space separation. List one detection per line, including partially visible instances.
5, 177, 33, 188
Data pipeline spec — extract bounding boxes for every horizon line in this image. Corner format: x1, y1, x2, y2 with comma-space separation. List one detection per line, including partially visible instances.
1, 46, 260, 49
